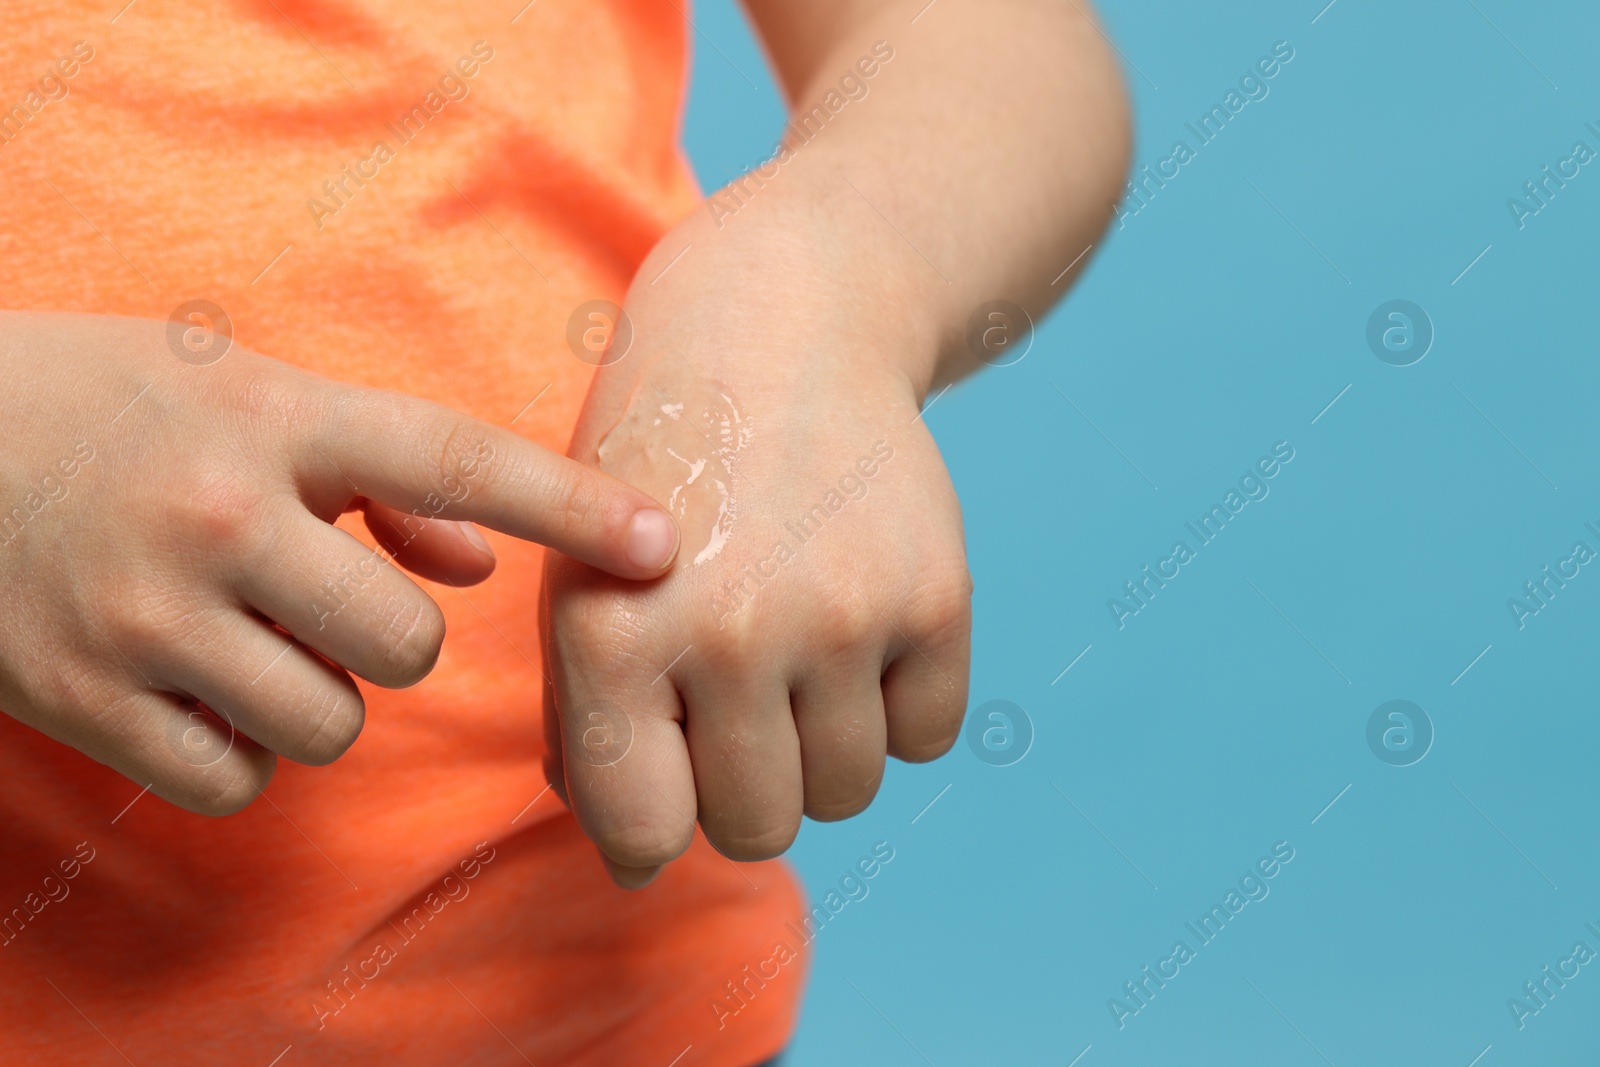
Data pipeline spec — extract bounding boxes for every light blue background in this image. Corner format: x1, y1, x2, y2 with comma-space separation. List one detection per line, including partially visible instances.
682, 2, 1600, 1064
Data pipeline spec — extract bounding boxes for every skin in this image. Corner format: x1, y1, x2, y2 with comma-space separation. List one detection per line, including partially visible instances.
0, 0, 1125, 866
0, 312, 680, 815
543, 0, 1132, 886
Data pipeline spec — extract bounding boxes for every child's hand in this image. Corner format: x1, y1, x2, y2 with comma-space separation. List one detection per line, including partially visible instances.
0, 312, 679, 814
543, 219, 973, 886
548, 0, 1131, 884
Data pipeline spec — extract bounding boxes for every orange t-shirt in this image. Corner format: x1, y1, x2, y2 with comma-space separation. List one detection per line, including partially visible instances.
0, 3, 807, 1064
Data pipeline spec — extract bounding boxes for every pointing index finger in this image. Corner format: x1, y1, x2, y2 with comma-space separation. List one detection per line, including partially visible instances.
308, 388, 679, 578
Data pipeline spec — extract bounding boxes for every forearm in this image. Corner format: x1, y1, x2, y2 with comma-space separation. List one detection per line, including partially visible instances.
721, 0, 1131, 393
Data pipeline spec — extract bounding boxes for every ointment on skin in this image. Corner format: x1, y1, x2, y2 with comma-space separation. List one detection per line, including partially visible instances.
598, 380, 751, 567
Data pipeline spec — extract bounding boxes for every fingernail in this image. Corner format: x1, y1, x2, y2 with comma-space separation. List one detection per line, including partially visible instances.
454, 521, 495, 559
625, 508, 678, 571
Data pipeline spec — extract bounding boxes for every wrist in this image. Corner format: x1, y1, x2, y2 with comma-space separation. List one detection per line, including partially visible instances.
631, 172, 949, 401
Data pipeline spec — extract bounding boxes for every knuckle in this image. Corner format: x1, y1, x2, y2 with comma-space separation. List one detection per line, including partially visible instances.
893, 728, 960, 764
35, 673, 150, 768
291, 680, 366, 765
811, 592, 879, 657
902, 560, 974, 643
169, 472, 266, 553
804, 754, 884, 822
696, 611, 763, 673
373, 594, 445, 685
706, 818, 800, 862
555, 589, 623, 641
547, 585, 667, 681
591, 816, 694, 868
883, 679, 968, 765
35, 660, 123, 726
211, 363, 320, 437
422, 414, 496, 507
806, 788, 877, 823
102, 584, 214, 662
181, 756, 274, 817
889, 684, 967, 763
803, 749, 884, 822
531, 456, 598, 538
214, 365, 286, 424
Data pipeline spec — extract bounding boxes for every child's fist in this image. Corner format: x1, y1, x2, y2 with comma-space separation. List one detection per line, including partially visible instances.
543, 277, 972, 886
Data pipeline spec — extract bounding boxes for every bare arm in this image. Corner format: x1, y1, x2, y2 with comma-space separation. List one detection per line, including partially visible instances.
735, 0, 1131, 389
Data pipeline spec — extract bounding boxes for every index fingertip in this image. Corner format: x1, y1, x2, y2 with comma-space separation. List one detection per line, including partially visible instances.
623, 507, 680, 574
